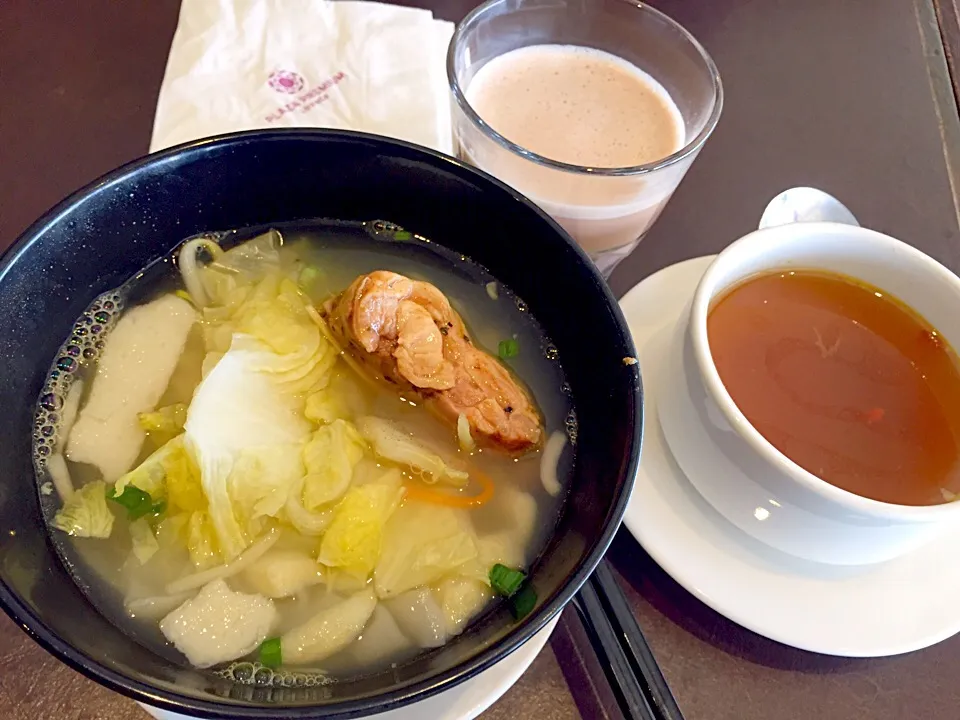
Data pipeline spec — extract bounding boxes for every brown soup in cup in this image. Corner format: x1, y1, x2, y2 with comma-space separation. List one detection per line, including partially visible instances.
708, 269, 960, 506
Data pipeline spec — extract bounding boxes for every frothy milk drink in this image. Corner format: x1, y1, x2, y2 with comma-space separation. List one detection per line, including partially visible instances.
462, 45, 686, 267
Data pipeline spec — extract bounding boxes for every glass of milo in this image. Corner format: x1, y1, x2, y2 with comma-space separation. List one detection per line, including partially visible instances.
448, 0, 723, 277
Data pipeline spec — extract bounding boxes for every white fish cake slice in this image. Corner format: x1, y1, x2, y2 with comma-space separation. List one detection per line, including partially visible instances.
282, 588, 377, 665
66, 294, 197, 481
160, 579, 276, 668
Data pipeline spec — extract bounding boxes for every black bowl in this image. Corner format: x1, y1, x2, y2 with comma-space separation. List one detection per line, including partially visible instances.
0, 130, 641, 718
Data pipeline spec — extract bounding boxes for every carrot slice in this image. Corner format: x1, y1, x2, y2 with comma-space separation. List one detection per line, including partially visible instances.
403, 468, 495, 508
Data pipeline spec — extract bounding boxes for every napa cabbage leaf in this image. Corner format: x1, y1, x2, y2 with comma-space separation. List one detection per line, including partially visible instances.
183, 270, 337, 560
301, 419, 366, 510
304, 392, 345, 425
187, 510, 221, 569
192, 230, 283, 310
228, 445, 305, 536
137, 403, 187, 442
129, 518, 160, 565
155, 512, 189, 550
318, 470, 404, 582
374, 501, 479, 599
113, 435, 202, 510
357, 416, 468, 487
52, 481, 115, 538
184, 343, 311, 560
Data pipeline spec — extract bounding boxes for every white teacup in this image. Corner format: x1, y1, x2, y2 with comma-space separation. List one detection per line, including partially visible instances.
658, 221, 960, 566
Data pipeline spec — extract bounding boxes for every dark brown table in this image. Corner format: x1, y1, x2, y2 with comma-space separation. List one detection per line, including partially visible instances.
2, 1, 960, 718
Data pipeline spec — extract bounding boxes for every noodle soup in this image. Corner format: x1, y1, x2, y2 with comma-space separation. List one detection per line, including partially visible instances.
34, 220, 574, 683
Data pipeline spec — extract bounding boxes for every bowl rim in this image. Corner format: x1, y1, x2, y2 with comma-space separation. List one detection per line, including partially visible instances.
689, 220, 960, 521
0, 128, 643, 718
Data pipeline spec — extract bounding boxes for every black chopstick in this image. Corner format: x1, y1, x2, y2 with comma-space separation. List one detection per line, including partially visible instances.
593, 560, 685, 720
571, 559, 685, 720
573, 577, 658, 719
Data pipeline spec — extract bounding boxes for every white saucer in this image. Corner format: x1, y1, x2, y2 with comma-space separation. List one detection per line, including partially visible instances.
620, 256, 960, 657
141, 615, 558, 720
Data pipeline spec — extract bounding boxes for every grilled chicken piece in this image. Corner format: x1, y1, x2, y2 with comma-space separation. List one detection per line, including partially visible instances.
323, 271, 542, 452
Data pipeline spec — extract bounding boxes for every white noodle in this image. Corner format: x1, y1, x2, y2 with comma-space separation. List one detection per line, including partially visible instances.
285, 480, 336, 536
165, 527, 279, 595
125, 592, 194, 620
457, 413, 476, 452
177, 237, 223, 307
540, 430, 567, 497
46, 378, 82, 501
45, 453, 74, 501
57, 379, 84, 452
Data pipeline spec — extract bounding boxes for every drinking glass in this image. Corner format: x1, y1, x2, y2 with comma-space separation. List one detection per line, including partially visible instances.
447, 0, 723, 277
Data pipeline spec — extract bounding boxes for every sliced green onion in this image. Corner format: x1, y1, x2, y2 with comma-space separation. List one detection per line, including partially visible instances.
151, 499, 168, 517
393, 230, 413, 241
510, 583, 537, 620
498, 338, 519, 360
106, 485, 155, 520
298, 265, 322, 289
259, 637, 282, 669
490, 563, 526, 598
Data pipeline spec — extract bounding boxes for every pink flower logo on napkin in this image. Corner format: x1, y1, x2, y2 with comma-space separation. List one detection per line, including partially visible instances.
267, 70, 305, 94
